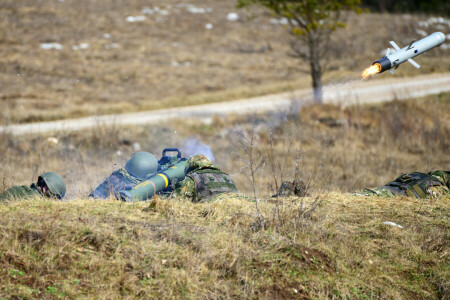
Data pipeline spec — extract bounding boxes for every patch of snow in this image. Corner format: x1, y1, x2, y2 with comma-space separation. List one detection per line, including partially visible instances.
172, 60, 180, 67
79, 43, 89, 49
172, 42, 179, 47
183, 61, 191, 67
103, 33, 111, 39
47, 137, 59, 144
441, 44, 449, 50
270, 18, 288, 25
178, 3, 212, 14
132, 142, 141, 152
126, 15, 146, 23
417, 21, 429, 27
142, 7, 155, 15
105, 43, 120, 49
72, 45, 79, 51
383, 221, 403, 228
116, 150, 122, 156
142, 7, 170, 15
40, 43, 63, 50
436, 25, 445, 30
205, 23, 213, 30
447, 34, 450, 39
227, 12, 239, 22
415, 29, 427, 37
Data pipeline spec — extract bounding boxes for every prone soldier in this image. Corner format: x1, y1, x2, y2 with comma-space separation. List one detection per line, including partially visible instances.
89, 151, 159, 199
359, 170, 449, 198
0, 172, 66, 203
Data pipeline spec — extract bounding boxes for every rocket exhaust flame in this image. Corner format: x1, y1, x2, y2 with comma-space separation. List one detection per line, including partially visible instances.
362, 63, 381, 79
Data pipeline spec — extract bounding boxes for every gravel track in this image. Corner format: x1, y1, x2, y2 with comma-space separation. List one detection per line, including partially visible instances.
2, 73, 450, 136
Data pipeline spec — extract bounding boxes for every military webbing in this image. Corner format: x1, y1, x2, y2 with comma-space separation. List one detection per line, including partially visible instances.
205, 182, 237, 189
192, 168, 223, 175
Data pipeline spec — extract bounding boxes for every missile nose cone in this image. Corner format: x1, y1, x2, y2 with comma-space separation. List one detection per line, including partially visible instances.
434, 32, 445, 44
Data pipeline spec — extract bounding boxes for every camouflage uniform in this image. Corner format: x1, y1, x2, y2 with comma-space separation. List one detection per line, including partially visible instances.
361, 170, 449, 198
174, 154, 239, 202
0, 184, 42, 203
89, 168, 142, 199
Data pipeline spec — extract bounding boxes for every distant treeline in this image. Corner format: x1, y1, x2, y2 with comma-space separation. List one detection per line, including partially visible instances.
362, 0, 450, 16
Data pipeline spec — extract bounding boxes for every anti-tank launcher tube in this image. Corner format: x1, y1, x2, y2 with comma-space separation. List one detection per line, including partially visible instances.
119, 158, 188, 202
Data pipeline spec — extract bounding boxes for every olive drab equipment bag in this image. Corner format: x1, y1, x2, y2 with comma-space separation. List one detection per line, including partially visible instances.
188, 168, 238, 202
375, 171, 449, 198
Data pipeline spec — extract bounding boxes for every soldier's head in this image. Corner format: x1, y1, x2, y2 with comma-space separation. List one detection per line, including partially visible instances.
125, 152, 158, 179
185, 154, 215, 173
37, 172, 66, 199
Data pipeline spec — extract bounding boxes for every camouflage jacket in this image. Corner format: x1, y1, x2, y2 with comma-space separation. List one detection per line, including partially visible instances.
89, 168, 142, 199
0, 184, 42, 203
361, 170, 449, 198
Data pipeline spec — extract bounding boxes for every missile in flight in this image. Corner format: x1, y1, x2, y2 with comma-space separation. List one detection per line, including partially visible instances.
362, 32, 446, 79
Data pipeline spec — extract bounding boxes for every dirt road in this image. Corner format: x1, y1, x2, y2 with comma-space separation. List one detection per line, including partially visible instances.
2, 73, 450, 136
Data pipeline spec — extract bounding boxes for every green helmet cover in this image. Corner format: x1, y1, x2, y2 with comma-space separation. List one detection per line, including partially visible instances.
185, 154, 217, 173
39, 172, 66, 199
125, 152, 158, 179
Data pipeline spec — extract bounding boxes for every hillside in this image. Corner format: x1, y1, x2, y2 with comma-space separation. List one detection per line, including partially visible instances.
1, 0, 449, 123
0, 193, 448, 299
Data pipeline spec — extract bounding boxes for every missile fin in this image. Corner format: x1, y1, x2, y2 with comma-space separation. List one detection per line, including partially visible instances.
407, 58, 421, 69
390, 69, 394, 74
385, 48, 391, 56
389, 41, 401, 51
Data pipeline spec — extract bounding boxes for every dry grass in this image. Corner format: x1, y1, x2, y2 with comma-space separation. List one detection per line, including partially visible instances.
0, 193, 448, 299
0, 93, 448, 198
0, 0, 449, 123
0, 92, 449, 298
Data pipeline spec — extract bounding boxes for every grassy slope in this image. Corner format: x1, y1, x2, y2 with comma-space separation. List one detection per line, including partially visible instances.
0, 0, 449, 123
0, 193, 448, 299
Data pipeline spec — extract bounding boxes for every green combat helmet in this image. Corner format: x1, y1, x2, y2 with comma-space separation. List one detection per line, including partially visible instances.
38, 172, 66, 199
125, 152, 159, 179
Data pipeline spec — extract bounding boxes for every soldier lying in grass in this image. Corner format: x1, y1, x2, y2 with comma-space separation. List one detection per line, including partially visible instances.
89, 152, 159, 199
0, 172, 66, 203
359, 170, 449, 198
174, 154, 241, 202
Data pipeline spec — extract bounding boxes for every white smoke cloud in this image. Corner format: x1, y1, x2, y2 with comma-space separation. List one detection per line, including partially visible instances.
182, 138, 215, 162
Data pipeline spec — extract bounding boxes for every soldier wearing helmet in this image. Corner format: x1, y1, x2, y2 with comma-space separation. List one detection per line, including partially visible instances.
174, 154, 240, 202
89, 152, 159, 199
0, 172, 66, 203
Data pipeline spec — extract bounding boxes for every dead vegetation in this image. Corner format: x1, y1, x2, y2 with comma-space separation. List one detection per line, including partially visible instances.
0, 192, 448, 299
0, 92, 448, 298
0, 0, 449, 123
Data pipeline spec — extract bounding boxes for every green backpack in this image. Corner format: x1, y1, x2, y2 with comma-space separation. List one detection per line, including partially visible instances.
188, 168, 239, 202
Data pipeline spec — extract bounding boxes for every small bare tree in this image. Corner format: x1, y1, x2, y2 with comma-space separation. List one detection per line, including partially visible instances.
237, 0, 364, 104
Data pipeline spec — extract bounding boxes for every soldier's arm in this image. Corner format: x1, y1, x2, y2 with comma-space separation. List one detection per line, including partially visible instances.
174, 177, 196, 198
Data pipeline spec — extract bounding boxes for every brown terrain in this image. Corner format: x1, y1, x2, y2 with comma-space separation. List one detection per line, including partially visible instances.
1, 0, 449, 124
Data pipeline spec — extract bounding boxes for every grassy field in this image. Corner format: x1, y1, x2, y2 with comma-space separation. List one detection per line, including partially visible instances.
0, 193, 448, 298
1, 4, 449, 295
1, 93, 449, 197
0, 92, 449, 298
1, 0, 449, 124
